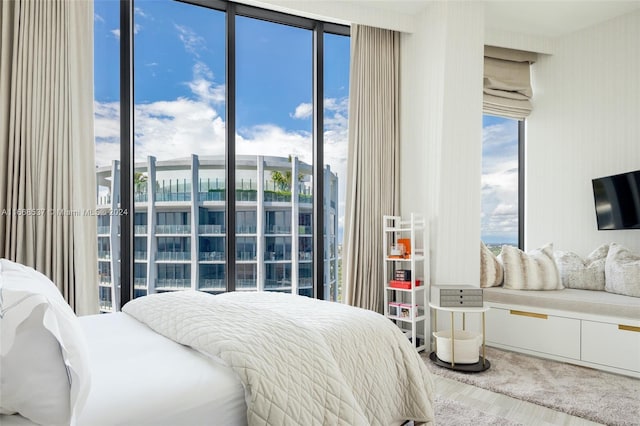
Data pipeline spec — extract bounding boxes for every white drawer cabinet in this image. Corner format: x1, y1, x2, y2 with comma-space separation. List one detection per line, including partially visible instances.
486, 307, 581, 359
581, 320, 640, 373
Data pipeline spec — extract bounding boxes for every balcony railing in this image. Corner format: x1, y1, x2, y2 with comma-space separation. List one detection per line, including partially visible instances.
155, 224, 191, 234
198, 278, 225, 290
155, 192, 191, 202
99, 301, 113, 312
265, 252, 291, 261
97, 251, 111, 260
299, 251, 312, 261
264, 191, 291, 203
236, 190, 257, 202
199, 251, 225, 261
198, 224, 224, 234
97, 195, 111, 206
134, 278, 147, 289
97, 226, 110, 235
298, 194, 313, 204
199, 191, 225, 202
236, 279, 257, 289
264, 279, 291, 290
236, 225, 257, 234
134, 251, 147, 260
237, 251, 256, 261
298, 225, 312, 235
134, 225, 148, 234
134, 192, 148, 203
98, 275, 112, 286
266, 225, 291, 234
298, 277, 313, 288
155, 251, 191, 261
155, 278, 191, 289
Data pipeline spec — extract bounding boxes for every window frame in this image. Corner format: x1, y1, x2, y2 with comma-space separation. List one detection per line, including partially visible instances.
118, 0, 349, 307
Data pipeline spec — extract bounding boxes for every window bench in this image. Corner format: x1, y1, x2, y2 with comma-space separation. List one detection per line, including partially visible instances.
483, 287, 640, 378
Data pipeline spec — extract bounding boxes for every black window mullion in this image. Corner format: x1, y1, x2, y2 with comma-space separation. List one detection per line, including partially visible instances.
518, 120, 525, 250
119, 0, 134, 309
226, 3, 237, 292
313, 23, 324, 300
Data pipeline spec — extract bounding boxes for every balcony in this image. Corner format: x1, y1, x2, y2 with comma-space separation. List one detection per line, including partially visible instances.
200, 190, 225, 202
98, 275, 112, 286
236, 225, 257, 234
198, 224, 224, 234
199, 251, 225, 262
155, 278, 191, 290
298, 225, 312, 235
98, 251, 111, 260
134, 251, 147, 260
266, 225, 291, 234
97, 226, 110, 235
264, 191, 291, 203
155, 251, 191, 261
236, 279, 257, 290
134, 192, 148, 203
265, 252, 291, 262
236, 190, 258, 202
155, 224, 191, 234
298, 277, 313, 288
237, 251, 256, 261
298, 193, 313, 204
134, 225, 148, 234
97, 195, 111, 206
99, 301, 113, 312
134, 277, 147, 289
198, 278, 225, 291
299, 251, 313, 261
155, 192, 191, 202
265, 279, 291, 291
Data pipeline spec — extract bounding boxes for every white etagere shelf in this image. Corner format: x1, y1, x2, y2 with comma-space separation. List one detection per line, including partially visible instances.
383, 213, 429, 352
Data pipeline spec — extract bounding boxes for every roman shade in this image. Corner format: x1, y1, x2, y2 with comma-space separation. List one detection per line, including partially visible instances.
483, 46, 537, 119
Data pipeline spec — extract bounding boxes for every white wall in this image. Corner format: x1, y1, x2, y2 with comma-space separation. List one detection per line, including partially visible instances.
526, 9, 640, 255
400, 2, 484, 286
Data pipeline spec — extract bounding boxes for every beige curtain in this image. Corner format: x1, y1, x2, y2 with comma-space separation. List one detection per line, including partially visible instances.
484, 46, 537, 119
344, 25, 400, 313
0, 0, 98, 315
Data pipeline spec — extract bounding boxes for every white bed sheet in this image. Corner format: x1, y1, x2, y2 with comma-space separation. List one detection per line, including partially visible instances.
76, 312, 247, 426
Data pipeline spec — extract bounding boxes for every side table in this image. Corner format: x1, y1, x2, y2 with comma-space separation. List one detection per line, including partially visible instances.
428, 303, 491, 372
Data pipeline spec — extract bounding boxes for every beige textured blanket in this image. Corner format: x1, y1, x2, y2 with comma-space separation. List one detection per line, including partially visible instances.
123, 290, 434, 425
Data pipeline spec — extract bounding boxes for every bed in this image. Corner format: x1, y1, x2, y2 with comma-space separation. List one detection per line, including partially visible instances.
0, 259, 434, 425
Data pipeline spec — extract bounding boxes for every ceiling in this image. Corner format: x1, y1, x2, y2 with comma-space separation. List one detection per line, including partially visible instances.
362, 0, 640, 37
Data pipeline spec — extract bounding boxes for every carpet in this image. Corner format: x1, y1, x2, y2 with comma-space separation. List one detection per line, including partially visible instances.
434, 395, 521, 426
423, 347, 640, 426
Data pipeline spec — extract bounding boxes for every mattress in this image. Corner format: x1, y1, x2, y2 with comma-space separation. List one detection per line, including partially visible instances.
75, 312, 247, 426
1, 312, 247, 426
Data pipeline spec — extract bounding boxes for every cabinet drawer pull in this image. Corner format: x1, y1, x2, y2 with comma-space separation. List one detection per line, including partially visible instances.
510, 310, 547, 319
619, 324, 640, 333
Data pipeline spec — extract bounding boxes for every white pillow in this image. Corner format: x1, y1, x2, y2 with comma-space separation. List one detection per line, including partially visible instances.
498, 244, 563, 290
553, 244, 608, 291
605, 243, 640, 298
0, 259, 91, 425
480, 241, 503, 288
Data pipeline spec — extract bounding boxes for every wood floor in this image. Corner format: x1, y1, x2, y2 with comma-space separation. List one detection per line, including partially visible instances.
434, 375, 603, 426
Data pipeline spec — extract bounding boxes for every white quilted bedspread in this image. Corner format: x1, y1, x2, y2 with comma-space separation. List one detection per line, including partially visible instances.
122, 291, 434, 426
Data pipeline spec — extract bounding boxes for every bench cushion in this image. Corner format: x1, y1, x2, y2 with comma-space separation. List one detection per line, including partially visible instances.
483, 287, 640, 320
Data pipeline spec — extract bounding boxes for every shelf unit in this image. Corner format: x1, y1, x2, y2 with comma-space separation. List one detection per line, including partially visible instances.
383, 214, 428, 352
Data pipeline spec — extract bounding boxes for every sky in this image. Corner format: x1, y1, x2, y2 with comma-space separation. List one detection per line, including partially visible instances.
94, 0, 517, 246
94, 0, 350, 239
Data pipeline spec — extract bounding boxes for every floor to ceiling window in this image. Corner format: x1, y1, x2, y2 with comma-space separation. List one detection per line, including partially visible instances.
481, 114, 523, 255
94, 0, 349, 311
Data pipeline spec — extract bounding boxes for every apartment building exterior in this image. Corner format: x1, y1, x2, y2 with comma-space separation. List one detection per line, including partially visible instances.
96, 155, 339, 312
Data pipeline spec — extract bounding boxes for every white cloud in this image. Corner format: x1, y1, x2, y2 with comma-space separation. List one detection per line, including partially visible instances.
187, 61, 225, 104
175, 24, 205, 57
111, 29, 120, 39
134, 24, 142, 35
291, 103, 312, 119
95, 14, 105, 23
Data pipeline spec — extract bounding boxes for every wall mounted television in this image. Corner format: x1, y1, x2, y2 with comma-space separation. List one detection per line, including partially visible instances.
592, 169, 640, 230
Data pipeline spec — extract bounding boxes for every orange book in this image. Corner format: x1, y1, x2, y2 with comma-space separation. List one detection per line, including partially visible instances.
397, 238, 411, 257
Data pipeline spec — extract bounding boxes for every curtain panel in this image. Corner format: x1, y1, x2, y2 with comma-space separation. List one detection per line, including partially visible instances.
0, 0, 98, 315
483, 45, 537, 120
344, 24, 400, 313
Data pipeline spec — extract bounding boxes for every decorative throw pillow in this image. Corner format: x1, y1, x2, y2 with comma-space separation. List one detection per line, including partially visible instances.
0, 259, 92, 425
498, 243, 563, 290
480, 241, 503, 288
605, 243, 640, 298
553, 244, 609, 291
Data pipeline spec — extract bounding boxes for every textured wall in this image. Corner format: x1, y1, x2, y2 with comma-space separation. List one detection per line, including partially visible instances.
526, 10, 640, 255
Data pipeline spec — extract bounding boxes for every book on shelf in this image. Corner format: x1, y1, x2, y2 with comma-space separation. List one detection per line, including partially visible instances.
389, 279, 422, 289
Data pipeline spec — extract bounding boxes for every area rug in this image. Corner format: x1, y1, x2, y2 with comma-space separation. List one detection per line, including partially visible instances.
423, 347, 640, 426
434, 395, 521, 426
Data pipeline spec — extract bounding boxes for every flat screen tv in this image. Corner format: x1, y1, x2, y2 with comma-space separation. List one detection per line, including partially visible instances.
592, 170, 640, 230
